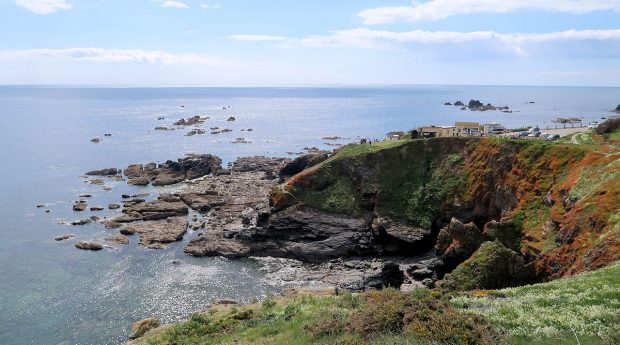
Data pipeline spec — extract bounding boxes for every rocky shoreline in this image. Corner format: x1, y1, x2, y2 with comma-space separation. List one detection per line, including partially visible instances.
59, 148, 450, 295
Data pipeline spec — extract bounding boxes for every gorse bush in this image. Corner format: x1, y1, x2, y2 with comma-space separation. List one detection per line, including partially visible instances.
342, 289, 501, 345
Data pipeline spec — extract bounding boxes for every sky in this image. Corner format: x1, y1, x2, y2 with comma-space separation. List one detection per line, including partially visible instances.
0, 0, 619, 86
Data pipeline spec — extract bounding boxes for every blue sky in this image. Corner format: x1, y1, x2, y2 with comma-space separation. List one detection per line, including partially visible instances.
0, 0, 619, 86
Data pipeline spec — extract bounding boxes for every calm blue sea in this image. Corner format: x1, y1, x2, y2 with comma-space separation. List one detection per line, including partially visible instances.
0, 85, 618, 344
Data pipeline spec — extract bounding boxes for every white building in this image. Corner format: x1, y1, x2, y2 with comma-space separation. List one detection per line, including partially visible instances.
482, 122, 507, 136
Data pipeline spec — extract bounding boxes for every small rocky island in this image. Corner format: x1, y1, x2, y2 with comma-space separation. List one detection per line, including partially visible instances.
447, 99, 511, 112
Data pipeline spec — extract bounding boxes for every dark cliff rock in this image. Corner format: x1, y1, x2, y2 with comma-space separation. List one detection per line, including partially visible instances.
185, 206, 374, 261
279, 151, 330, 181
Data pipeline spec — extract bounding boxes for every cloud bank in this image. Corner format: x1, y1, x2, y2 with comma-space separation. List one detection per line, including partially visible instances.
359, 0, 620, 24
0, 48, 221, 65
230, 28, 620, 56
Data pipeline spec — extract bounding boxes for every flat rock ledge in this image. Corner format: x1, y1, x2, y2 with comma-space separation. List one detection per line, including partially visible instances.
120, 217, 188, 249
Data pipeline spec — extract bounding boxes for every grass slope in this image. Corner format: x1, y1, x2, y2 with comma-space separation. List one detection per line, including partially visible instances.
451, 261, 620, 344
136, 263, 620, 345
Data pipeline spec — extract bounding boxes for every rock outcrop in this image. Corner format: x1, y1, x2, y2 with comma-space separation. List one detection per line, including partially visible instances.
279, 152, 329, 180
85, 168, 118, 176
438, 240, 530, 290
105, 195, 188, 227
185, 206, 373, 261
123, 154, 222, 186
436, 218, 482, 269
231, 156, 290, 175
121, 217, 188, 249
173, 116, 207, 126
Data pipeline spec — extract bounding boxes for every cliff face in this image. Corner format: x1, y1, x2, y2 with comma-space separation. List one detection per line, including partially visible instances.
272, 138, 620, 280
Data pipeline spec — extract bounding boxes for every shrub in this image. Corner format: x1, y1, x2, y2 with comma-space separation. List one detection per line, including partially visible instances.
344, 289, 500, 344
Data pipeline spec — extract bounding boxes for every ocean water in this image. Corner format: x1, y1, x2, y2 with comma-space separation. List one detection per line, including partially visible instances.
0, 85, 618, 345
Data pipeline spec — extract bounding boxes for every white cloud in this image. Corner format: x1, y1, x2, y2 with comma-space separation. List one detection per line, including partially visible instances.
230, 28, 620, 56
161, 1, 189, 9
359, 0, 620, 24
0, 48, 221, 65
200, 4, 221, 9
229, 35, 288, 42
15, 0, 72, 14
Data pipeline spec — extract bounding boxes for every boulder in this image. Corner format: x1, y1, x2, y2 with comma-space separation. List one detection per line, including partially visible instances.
129, 317, 160, 340
615, 104, 620, 112
436, 218, 483, 268
454, 101, 465, 106
85, 168, 118, 176
438, 240, 530, 290
74, 241, 103, 251
108, 203, 121, 209
73, 203, 87, 212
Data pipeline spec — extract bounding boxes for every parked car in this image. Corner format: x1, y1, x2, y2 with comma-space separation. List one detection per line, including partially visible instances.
546, 134, 560, 140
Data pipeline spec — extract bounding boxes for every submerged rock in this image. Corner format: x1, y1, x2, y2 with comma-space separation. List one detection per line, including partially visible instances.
104, 234, 129, 245
54, 234, 76, 241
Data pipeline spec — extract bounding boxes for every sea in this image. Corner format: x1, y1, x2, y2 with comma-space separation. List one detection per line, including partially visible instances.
0, 85, 618, 345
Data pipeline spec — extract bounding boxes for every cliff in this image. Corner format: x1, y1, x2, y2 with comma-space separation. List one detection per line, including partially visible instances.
272, 138, 620, 280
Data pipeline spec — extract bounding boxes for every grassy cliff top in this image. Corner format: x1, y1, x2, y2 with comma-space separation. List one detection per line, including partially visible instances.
135, 262, 620, 345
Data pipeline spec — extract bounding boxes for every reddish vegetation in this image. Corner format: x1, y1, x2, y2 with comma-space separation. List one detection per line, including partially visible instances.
463, 140, 620, 279
274, 138, 619, 281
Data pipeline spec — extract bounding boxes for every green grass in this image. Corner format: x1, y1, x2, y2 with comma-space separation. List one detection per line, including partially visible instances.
329, 139, 413, 161
135, 289, 499, 345
604, 128, 620, 141
451, 261, 620, 344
